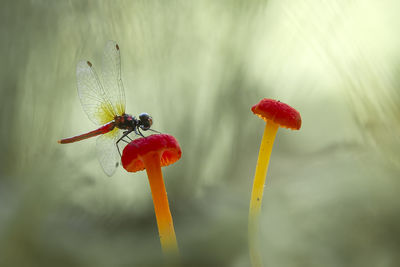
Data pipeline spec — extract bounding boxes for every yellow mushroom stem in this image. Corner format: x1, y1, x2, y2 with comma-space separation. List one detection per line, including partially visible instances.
249, 120, 279, 267
143, 152, 179, 257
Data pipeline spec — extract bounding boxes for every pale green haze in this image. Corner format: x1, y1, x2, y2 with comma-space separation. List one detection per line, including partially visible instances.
1, 0, 399, 266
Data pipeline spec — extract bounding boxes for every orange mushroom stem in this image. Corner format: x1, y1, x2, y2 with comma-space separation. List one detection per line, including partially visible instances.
249, 99, 301, 267
121, 134, 181, 256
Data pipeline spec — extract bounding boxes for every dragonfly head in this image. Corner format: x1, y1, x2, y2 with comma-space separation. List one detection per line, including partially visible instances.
138, 113, 153, 131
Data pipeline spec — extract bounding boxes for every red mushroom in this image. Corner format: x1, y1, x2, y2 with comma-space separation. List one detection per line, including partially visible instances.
121, 134, 181, 256
248, 99, 301, 266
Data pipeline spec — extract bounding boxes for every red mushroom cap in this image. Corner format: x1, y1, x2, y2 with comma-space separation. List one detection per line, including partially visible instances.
251, 98, 301, 130
121, 134, 182, 173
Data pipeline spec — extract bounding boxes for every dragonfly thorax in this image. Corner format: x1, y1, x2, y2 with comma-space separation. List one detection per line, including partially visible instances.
114, 114, 137, 131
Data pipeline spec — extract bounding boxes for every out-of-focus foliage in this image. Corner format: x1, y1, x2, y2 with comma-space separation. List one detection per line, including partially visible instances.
0, 0, 399, 266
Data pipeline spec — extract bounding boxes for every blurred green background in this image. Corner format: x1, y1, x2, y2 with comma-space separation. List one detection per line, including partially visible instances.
1, 0, 400, 266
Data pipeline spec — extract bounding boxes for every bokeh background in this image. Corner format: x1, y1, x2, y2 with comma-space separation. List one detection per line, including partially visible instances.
1, 0, 400, 266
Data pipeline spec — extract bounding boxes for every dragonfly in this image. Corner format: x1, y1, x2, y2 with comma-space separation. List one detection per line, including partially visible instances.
58, 41, 157, 176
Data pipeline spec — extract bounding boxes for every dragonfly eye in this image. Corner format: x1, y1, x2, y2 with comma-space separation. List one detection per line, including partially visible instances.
139, 113, 153, 130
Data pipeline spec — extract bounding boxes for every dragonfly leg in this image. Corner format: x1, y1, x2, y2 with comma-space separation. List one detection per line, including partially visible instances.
116, 130, 134, 156
135, 128, 145, 138
116, 143, 121, 157
138, 128, 147, 138
147, 128, 162, 134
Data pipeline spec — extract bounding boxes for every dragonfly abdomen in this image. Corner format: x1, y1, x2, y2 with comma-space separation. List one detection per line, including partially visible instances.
58, 123, 115, 144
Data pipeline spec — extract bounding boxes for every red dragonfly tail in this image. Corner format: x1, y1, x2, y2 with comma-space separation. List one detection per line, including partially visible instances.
58, 123, 115, 144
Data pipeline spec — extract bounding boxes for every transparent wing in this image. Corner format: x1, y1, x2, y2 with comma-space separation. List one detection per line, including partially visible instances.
96, 128, 121, 176
76, 60, 118, 125
102, 40, 126, 116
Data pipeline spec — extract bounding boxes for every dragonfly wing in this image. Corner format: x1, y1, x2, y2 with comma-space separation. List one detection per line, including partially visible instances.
96, 128, 121, 176
77, 60, 118, 125
102, 41, 126, 116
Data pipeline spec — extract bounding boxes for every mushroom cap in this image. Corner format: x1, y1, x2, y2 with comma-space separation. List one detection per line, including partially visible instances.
251, 98, 301, 130
121, 134, 182, 173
